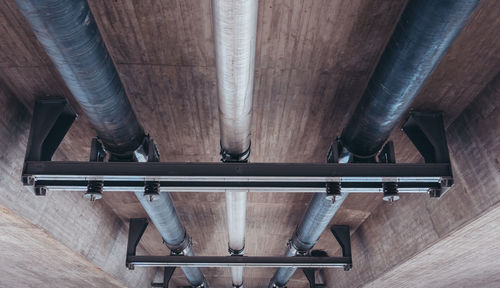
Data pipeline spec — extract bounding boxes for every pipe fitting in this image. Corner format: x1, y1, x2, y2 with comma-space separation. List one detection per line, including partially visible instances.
287, 236, 309, 256
220, 144, 251, 163
228, 245, 245, 256
164, 233, 192, 255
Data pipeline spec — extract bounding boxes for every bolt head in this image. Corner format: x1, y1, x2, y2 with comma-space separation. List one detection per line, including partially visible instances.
84, 192, 102, 201
144, 193, 160, 202
383, 194, 400, 202
325, 194, 343, 202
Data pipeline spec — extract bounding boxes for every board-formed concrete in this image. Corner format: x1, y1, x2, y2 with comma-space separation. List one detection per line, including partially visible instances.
0, 85, 155, 287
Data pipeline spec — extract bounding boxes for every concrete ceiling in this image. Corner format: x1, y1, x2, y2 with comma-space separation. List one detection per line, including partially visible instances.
0, 0, 499, 287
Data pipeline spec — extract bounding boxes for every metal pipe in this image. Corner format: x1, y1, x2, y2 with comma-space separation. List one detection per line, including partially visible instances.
15, 0, 207, 286
269, 0, 479, 286
340, 0, 480, 158
136, 193, 206, 287
212, 0, 258, 287
14, 0, 144, 156
213, 0, 257, 157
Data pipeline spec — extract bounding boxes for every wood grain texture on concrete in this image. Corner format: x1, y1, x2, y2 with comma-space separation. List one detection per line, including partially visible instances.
1, 0, 500, 287
0, 81, 155, 287
0, 205, 126, 288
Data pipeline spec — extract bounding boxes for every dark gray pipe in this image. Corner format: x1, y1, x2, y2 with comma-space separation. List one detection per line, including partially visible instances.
341, 0, 480, 158
270, 0, 479, 287
15, 0, 207, 286
14, 0, 144, 155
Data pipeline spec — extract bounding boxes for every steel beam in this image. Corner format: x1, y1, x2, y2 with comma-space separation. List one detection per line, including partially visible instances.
22, 162, 451, 195
127, 256, 351, 268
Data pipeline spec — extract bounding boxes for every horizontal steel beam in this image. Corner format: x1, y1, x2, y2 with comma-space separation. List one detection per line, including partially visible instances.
127, 256, 351, 268
23, 161, 452, 194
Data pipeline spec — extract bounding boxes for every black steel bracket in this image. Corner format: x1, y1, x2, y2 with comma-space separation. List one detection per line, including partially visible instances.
151, 267, 176, 288
403, 111, 453, 197
330, 225, 352, 269
126, 218, 149, 270
22, 98, 77, 195
299, 225, 352, 288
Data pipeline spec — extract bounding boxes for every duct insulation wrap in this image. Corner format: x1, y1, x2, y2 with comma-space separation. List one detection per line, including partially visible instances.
270, 1, 479, 286
213, 0, 257, 156
14, 0, 145, 155
269, 192, 348, 288
340, 0, 480, 158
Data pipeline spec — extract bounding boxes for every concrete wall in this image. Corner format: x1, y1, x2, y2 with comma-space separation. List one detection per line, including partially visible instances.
0, 82, 155, 287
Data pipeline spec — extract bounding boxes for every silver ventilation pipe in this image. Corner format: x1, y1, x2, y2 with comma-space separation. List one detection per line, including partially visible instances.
14, 0, 207, 286
269, 0, 479, 287
212, 0, 258, 287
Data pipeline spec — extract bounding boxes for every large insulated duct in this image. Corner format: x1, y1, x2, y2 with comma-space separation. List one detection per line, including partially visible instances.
15, 0, 207, 286
340, 0, 480, 158
269, 0, 479, 287
212, 0, 258, 287
14, 0, 143, 156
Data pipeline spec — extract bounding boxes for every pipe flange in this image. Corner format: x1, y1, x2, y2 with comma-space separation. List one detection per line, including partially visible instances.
287, 237, 309, 256
220, 142, 251, 162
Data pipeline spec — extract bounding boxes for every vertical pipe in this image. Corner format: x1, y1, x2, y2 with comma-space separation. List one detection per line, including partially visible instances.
212, 0, 258, 287
14, 0, 208, 286
269, 0, 479, 287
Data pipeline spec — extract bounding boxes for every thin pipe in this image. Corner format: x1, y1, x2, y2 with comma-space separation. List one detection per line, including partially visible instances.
270, 0, 479, 286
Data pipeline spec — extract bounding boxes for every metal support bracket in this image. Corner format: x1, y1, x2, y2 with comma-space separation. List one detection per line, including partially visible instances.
299, 226, 352, 288
126, 218, 149, 270
151, 267, 176, 288
22, 98, 76, 195
301, 250, 329, 288
403, 111, 453, 197
302, 268, 326, 288
330, 225, 352, 271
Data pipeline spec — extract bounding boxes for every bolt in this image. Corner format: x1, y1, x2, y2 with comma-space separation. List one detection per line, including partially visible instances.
383, 182, 399, 202
144, 181, 160, 201
85, 181, 103, 201
429, 188, 442, 198
34, 186, 47, 196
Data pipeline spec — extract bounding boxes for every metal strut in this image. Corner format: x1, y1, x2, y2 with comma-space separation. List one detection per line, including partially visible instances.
126, 219, 352, 270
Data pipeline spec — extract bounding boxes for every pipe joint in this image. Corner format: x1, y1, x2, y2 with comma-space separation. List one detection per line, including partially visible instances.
164, 233, 192, 255
228, 245, 245, 256
220, 143, 250, 163
287, 236, 309, 256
